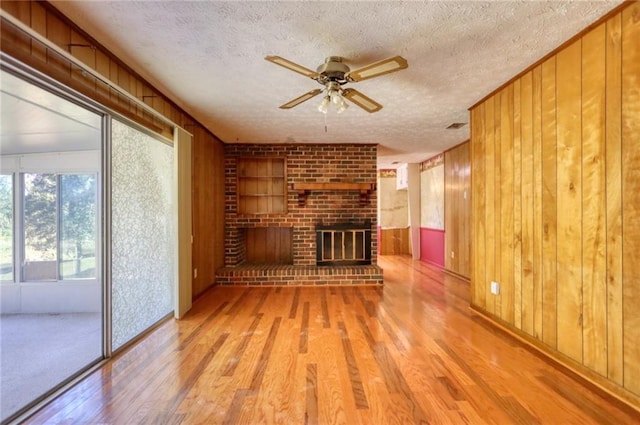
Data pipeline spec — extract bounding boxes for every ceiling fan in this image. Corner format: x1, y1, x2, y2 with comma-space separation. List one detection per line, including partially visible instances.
264, 55, 408, 114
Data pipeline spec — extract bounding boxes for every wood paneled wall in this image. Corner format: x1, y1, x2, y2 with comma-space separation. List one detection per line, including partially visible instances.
1, 1, 226, 298
444, 142, 471, 278
379, 228, 411, 256
245, 227, 293, 264
470, 2, 640, 406
192, 126, 226, 297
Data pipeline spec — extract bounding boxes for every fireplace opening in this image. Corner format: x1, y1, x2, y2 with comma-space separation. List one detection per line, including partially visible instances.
316, 222, 371, 266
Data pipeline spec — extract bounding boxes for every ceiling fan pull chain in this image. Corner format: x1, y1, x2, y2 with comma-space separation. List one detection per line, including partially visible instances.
324, 112, 328, 133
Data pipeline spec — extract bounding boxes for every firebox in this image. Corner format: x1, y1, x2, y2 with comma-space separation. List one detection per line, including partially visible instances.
316, 221, 372, 266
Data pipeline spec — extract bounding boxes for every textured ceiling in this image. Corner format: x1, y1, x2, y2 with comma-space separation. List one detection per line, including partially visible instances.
51, 0, 622, 168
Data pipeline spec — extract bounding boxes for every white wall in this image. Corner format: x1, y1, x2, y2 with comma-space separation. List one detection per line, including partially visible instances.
377, 174, 408, 229
420, 156, 445, 230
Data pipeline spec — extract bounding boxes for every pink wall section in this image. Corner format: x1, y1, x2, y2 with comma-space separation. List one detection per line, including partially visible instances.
420, 227, 445, 268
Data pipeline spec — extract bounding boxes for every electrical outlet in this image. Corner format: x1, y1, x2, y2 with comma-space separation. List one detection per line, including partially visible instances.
490, 281, 500, 295
451, 251, 455, 259
194, 268, 198, 279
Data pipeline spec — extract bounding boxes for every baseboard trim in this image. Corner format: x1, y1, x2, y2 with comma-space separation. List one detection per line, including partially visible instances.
469, 304, 640, 416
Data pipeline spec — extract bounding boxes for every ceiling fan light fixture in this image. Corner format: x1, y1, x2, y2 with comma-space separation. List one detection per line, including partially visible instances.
336, 101, 348, 114
331, 90, 342, 104
318, 96, 330, 114
319, 87, 348, 114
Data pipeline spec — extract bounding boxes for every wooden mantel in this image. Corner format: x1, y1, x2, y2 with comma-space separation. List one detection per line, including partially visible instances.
292, 182, 375, 206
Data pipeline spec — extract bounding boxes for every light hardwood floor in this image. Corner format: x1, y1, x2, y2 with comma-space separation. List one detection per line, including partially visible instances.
26, 256, 638, 424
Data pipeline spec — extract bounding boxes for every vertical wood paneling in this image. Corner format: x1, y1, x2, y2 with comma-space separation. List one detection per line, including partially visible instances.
484, 97, 496, 316
95, 50, 111, 101
69, 31, 95, 88
1, 1, 30, 22
380, 228, 411, 256
471, 105, 486, 310
246, 228, 293, 264
605, 11, 624, 387
444, 156, 454, 268
30, 2, 47, 63
117, 64, 132, 105
444, 142, 470, 278
513, 79, 523, 330
134, 79, 144, 118
45, 11, 71, 78
540, 57, 557, 349
532, 65, 544, 341
470, 2, 640, 404
192, 127, 225, 297
0, 1, 31, 55
494, 94, 502, 315
462, 144, 470, 275
500, 87, 515, 324
556, 40, 583, 363
581, 24, 607, 376
108, 60, 119, 104
520, 71, 534, 336
621, 2, 640, 396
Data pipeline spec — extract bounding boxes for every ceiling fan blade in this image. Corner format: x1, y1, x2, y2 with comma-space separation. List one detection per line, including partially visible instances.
265, 56, 320, 79
341, 88, 383, 113
345, 56, 408, 82
279, 89, 323, 109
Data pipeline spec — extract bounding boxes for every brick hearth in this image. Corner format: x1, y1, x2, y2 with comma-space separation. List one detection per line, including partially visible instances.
216, 264, 383, 286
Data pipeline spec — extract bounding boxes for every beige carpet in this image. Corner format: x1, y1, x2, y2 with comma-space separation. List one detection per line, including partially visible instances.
0, 313, 102, 421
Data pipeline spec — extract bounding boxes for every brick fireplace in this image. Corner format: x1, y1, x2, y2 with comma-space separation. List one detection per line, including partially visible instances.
217, 143, 382, 286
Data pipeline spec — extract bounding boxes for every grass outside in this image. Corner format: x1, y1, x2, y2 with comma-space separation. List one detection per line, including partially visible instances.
1, 236, 96, 281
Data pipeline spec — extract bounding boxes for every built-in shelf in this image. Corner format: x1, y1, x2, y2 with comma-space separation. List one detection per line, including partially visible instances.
292, 182, 375, 206
238, 157, 287, 214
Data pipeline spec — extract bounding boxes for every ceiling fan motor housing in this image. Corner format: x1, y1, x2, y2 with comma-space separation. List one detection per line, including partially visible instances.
316, 56, 350, 84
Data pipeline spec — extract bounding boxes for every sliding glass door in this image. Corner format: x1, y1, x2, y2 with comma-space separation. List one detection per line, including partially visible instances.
0, 69, 103, 422
1, 61, 178, 423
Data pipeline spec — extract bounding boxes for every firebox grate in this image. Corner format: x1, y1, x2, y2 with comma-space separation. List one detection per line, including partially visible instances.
316, 222, 371, 266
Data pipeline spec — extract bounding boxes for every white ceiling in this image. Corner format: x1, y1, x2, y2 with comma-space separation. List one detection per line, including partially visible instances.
0, 70, 102, 155
49, 0, 622, 168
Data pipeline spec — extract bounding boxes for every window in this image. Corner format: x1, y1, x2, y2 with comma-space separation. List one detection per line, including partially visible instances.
60, 174, 97, 279
22, 173, 97, 281
237, 157, 287, 214
0, 174, 13, 281
23, 173, 57, 280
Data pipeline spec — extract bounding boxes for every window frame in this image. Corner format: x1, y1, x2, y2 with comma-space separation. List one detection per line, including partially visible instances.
0, 173, 15, 283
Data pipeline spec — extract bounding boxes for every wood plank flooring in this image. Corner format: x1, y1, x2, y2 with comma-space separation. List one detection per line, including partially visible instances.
26, 256, 639, 424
